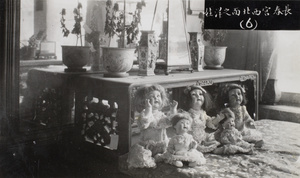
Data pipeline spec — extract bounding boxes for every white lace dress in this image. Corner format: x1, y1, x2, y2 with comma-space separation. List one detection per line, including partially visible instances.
158, 133, 206, 166
217, 127, 254, 154
127, 110, 172, 168
188, 109, 220, 153
225, 106, 263, 143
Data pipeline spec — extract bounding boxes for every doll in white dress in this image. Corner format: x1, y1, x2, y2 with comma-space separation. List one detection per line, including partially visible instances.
216, 83, 263, 147
158, 112, 206, 167
127, 84, 178, 168
213, 108, 254, 155
184, 85, 222, 153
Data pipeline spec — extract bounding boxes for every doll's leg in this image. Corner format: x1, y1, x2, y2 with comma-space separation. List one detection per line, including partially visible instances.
127, 143, 156, 168
172, 160, 183, 167
146, 141, 167, 156
254, 140, 264, 148
197, 142, 220, 153
188, 161, 197, 167
212, 146, 225, 154
242, 128, 263, 146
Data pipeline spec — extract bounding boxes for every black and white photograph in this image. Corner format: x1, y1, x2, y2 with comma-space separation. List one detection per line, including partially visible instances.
1, 0, 300, 177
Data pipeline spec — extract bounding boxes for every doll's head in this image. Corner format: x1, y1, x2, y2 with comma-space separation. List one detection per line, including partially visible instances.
171, 112, 192, 135
133, 84, 169, 112
184, 85, 213, 111
221, 83, 247, 107
219, 108, 235, 130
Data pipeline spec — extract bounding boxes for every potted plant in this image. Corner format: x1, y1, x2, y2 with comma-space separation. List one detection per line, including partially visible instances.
102, 0, 145, 77
60, 2, 90, 72
20, 34, 41, 60
199, 12, 228, 69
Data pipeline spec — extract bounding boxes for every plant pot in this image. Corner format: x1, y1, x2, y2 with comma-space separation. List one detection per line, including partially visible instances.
204, 46, 227, 69
62, 46, 90, 72
28, 47, 37, 60
102, 47, 135, 77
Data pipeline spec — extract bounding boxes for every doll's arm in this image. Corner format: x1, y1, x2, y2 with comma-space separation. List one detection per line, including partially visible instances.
144, 99, 152, 116
156, 113, 172, 129
167, 138, 176, 154
206, 113, 224, 130
220, 132, 233, 144
242, 106, 256, 129
138, 100, 154, 129
155, 101, 178, 129
234, 129, 243, 141
189, 139, 198, 150
169, 100, 178, 115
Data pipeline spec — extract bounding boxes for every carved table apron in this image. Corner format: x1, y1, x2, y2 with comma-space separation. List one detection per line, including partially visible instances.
26, 66, 102, 127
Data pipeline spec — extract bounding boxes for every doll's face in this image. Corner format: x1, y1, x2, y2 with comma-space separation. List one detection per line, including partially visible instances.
228, 88, 243, 107
174, 119, 191, 135
222, 117, 235, 129
190, 89, 204, 109
147, 90, 163, 110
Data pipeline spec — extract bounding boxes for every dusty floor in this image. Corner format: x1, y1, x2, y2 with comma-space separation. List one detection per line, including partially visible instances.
0, 144, 129, 178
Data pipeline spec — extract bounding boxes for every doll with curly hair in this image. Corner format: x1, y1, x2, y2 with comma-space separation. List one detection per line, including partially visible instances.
157, 112, 206, 167
216, 83, 263, 147
183, 84, 222, 153
213, 108, 254, 155
127, 84, 178, 168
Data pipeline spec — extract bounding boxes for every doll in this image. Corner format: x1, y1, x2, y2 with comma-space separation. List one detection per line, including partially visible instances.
213, 108, 254, 155
127, 84, 178, 168
157, 112, 206, 167
217, 83, 263, 146
184, 85, 221, 153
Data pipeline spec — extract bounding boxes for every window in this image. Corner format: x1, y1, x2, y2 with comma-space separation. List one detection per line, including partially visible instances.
276, 31, 300, 94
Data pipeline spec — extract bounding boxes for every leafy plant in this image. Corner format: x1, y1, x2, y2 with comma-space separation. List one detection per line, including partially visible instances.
104, 0, 145, 48
28, 35, 39, 48
60, 3, 83, 46
198, 12, 227, 46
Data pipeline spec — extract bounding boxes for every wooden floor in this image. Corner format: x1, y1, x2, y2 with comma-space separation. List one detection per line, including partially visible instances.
0, 145, 130, 178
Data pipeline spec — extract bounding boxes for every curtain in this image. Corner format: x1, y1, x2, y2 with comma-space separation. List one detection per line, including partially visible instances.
223, 30, 278, 101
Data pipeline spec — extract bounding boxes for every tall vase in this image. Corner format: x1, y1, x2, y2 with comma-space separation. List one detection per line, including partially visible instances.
138, 31, 159, 76
188, 32, 204, 71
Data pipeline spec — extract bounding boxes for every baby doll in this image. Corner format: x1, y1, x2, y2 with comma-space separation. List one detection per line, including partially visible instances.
217, 83, 263, 146
158, 112, 206, 168
213, 108, 254, 155
127, 84, 178, 168
184, 85, 221, 153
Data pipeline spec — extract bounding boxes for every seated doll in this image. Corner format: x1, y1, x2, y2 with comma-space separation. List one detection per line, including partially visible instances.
183, 85, 221, 153
213, 108, 254, 155
127, 84, 178, 168
157, 112, 206, 168
216, 83, 263, 147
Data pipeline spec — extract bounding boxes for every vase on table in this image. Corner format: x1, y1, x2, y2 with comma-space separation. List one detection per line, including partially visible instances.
188, 32, 204, 72
138, 30, 159, 76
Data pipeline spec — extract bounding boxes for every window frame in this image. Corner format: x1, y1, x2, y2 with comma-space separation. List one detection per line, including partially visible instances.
0, 0, 20, 135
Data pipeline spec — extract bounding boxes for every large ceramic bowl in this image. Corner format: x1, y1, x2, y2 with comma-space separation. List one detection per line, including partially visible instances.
102, 47, 136, 77
204, 46, 227, 69
62, 46, 90, 72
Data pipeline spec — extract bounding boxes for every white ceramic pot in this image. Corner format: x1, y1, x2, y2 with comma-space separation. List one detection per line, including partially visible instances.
102, 47, 136, 77
204, 46, 227, 69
